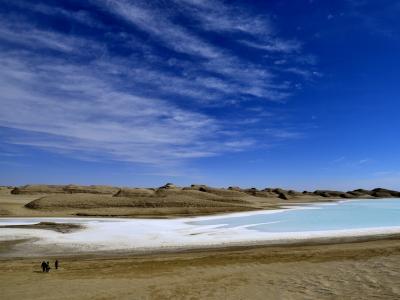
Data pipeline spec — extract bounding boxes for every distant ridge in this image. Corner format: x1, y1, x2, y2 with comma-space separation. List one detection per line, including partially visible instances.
9, 184, 400, 199
0, 184, 399, 218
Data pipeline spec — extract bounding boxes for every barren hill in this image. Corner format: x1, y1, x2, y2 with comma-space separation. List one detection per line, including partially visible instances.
1, 184, 399, 218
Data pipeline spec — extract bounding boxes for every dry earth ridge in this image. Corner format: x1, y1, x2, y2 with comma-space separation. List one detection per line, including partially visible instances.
1, 184, 399, 218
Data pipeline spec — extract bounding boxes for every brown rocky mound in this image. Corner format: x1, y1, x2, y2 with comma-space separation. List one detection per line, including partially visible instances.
188, 185, 249, 198
16, 183, 400, 217
12, 184, 119, 195
347, 189, 372, 197
11, 185, 66, 195
24, 192, 248, 210
313, 190, 355, 198
63, 185, 120, 195
157, 188, 249, 204
159, 183, 178, 189
114, 188, 156, 197
0, 222, 83, 233
371, 188, 400, 198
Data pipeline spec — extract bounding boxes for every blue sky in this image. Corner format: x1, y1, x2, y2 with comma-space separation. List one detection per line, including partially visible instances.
0, 0, 399, 190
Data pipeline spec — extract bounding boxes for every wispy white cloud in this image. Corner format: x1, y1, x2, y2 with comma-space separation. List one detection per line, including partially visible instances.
100, 0, 222, 59
240, 39, 302, 53
264, 128, 304, 139
332, 156, 346, 163
12, 1, 104, 29
0, 0, 316, 165
328, 157, 373, 169
173, 0, 273, 36
0, 52, 240, 164
172, 0, 305, 57
94, 0, 309, 101
0, 23, 94, 53
358, 158, 371, 164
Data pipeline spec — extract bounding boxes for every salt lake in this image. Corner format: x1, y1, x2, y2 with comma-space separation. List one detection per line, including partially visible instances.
1, 199, 400, 256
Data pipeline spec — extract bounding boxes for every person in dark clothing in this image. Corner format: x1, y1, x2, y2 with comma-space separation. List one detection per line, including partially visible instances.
41, 261, 47, 272
55, 260, 59, 270
46, 261, 51, 272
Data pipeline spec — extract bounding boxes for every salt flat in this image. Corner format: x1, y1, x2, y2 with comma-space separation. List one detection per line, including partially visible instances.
2, 199, 400, 257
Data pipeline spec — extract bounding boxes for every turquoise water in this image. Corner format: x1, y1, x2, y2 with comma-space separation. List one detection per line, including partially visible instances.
189, 199, 400, 233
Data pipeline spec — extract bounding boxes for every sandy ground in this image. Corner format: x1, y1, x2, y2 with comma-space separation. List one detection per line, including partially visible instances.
0, 193, 46, 216
3, 189, 400, 299
1, 239, 400, 299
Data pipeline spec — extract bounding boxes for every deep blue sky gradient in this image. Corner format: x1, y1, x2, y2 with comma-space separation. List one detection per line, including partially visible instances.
0, 0, 399, 190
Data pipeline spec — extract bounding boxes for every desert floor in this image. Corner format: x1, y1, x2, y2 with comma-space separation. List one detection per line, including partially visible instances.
2, 189, 400, 299
2, 238, 400, 300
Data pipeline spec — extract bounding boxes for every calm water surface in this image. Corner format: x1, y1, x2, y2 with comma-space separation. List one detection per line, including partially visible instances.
189, 199, 400, 232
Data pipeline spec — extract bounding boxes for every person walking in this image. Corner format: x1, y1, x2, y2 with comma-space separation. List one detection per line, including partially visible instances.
46, 261, 51, 272
41, 261, 47, 272
55, 260, 59, 270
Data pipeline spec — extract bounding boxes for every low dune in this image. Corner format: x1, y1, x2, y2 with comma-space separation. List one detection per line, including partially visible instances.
25, 193, 247, 209
20, 188, 256, 217
11, 184, 120, 195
